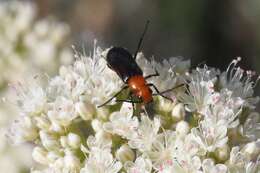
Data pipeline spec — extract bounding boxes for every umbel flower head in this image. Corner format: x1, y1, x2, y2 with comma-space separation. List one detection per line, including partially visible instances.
7, 43, 260, 173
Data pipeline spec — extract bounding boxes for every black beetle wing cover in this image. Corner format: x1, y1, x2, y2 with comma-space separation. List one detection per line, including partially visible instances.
106, 47, 143, 82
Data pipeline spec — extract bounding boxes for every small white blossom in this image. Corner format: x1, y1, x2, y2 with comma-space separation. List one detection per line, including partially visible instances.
32, 147, 49, 165
179, 66, 219, 113
215, 144, 230, 162
115, 144, 135, 163
145, 130, 178, 169
104, 103, 138, 139
227, 146, 260, 173
8, 115, 38, 144
168, 134, 203, 172
128, 115, 160, 152
11, 81, 47, 115
242, 140, 260, 160
34, 116, 51, 131
63, 151, 81, 173
86, 132, 112, 151
67, 133, 81, 149
39, 131, 60, 151
201, 159, 227, 173
175, 120, 190, 136
219, 57, 260, 108
171, 103, 185, 121
47, 96, 77, 127
201, 99, 241, 129
75, 101, 95, 120
242, 112, 260, 140
81, 148, 122, 173
124, 156, 152, 173
190, 119, 228, 152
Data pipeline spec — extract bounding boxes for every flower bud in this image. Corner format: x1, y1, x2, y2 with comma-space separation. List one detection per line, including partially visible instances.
158, 97, 174, 112
53, 158, 64, 169
215, 144, 230, 162
9, 116, 38, 144
96, 107, 109, 120
47, 151, 61, 163
86, 132, 112, 149
64, 151, 81, 172
116, 144, 135, 163
176, 120, 189, 136
50, 122, 64, 133
96, 130, 112, 145
75, 101, 95, 120
60, 136, 68, 148
47, 97, 76, 127
243, 141, 260, 160
32, 147, 48, 165
35, 116, 51, 130
39, 130, 60, 150
171, 103, 185, 121
67, 133, 81, 149
22, 116, 38, 140
91, 119, 103, 132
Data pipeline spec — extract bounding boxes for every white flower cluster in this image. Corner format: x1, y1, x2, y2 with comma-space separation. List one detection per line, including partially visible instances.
0, 1, 73, 173
7, 44, 260, 173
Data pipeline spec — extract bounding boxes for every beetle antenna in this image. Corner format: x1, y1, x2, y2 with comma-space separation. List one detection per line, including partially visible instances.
133, 20, 150, 60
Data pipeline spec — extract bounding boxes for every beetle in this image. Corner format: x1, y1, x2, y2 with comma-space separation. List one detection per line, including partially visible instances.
98, 21, 183, 114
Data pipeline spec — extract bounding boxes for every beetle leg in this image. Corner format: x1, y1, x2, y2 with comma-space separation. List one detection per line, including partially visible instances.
147, 83, 173, 102
129, 94, 135, 116
97, 85, 129, 108
144, 69, 160, 79
157, 83, 185, 95
115, 99, 142, 103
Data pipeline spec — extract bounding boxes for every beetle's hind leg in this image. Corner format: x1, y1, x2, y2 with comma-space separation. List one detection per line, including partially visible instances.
130, 95, 135, 117
147, 83, 173, 102
157, 83, 185, 95
148, 83, 185, 102
144, 69, 160, 79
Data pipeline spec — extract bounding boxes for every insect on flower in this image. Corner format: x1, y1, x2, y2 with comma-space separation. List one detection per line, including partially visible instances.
98, 21, 183, 114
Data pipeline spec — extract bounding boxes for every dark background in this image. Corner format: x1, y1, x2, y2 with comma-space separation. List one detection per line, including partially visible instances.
35, 0, 260, 107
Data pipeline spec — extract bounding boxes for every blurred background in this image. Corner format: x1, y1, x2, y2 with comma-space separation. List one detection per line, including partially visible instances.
0, 0, 260, 172
35, 0, 260, 70
35, 0, 260, 98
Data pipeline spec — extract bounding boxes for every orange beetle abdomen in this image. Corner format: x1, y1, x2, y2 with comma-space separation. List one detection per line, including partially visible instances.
127, 75, 153, 103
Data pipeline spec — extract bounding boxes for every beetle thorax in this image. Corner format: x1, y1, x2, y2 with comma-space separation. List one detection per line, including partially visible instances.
127, 76, 152, 103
